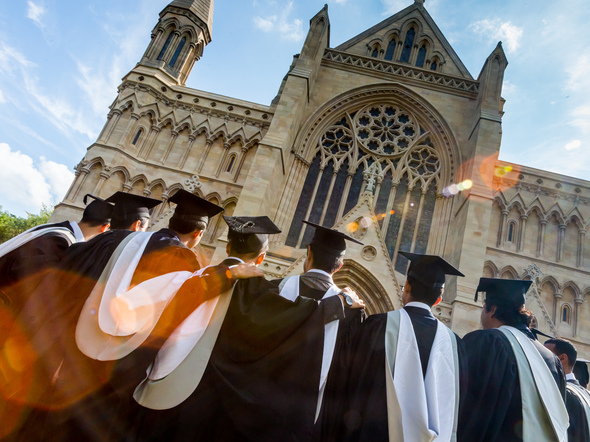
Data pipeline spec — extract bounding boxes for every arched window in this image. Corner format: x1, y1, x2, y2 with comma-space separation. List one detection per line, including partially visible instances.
416, 44, 427, 67
286, 105, 441, 274
562, 304, 571, 323
399, 27, 415, 63
169, 37, 186, 68
157, 32, 174, 61
430, 60, 438, 71
226, 155, 236, 173
507, 222, 516, 242
384, 39, 396, 60
132, 128, 143, 146
371, 46, 380, 58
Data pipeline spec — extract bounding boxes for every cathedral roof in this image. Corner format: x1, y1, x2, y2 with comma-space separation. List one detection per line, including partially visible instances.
166, 0, 213, 39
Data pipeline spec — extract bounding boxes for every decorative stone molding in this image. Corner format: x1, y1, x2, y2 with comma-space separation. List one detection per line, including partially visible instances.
322, 49, 479, 95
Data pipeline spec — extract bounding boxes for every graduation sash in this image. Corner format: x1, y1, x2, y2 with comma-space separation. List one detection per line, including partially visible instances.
75, 231, 195, 361
133, 284, 235, 409
0, 224, 76, 259
277, 275, 341, 422
567, 381, 590, 434
498, 326, 569, 442
384, 309, 459, 442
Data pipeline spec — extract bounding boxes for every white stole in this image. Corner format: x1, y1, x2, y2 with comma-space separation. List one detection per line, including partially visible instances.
384, 309, 458, 442
75, 231, 195, 361
0, 224, 76, 259
567, 382, 590, 433
277, 275, 341, 422
499, 326, 569, 441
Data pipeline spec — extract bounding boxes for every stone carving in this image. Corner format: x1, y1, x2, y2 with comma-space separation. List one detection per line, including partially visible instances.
362, 245, 377, 261
183, 174, 202, 193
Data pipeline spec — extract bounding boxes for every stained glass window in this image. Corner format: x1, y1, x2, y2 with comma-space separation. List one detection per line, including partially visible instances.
384, 39, 396, 60
169, 37, 186, 68
416, 44, 427, 67
157, 33, 174, 61
400, 28, 415, 63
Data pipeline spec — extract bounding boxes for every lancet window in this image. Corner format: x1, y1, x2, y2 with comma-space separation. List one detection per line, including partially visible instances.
286, 103, 442, 273
400, 27, 415, 63
157, 32, 174, 61
169, 37, 186, 68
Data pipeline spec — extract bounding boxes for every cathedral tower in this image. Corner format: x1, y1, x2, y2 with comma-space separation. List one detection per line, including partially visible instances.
138, 0, 213, 85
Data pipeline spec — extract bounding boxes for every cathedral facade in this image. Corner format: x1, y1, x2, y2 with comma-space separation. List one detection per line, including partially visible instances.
52, 0, 590, 357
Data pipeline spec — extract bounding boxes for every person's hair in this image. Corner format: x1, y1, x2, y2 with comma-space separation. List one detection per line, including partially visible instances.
110, 216, 150, 230
406, 275, 443, 306
228, 242, 268, 261
79, 216, 109, 228
545, 338, 577, 367
169, 217, 207, 235
308, 244, 343, 274
484, 300, 533, 327
573, 361, 589, 388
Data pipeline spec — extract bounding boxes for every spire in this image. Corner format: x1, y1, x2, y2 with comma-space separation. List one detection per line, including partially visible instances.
137, 0, 214, 85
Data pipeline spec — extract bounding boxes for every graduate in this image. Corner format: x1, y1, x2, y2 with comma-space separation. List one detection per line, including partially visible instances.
459, 278, 569, 442
134, 217, 363, 442
0, 194, 113, 318
317, 252, 467, 442
545, 338, 590, 441
3, 191, 260, 440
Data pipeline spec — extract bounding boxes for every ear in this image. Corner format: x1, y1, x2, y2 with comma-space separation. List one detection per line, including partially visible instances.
256, 252, 266, 266
100, 223, 110, 233
489, 304, 498, 318
132, 220, 142, 232
195, 229, 204, 240
432, 296, 442, 307
226, 242, 231, 255
334, 261, 344, 273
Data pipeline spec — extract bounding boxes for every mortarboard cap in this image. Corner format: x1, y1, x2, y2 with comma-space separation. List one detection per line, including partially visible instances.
474, 277, 532, 306
106, 191, 161, 223
400, 251, 464, 289
169, 189, 223, 225
224, 215, 281, 254
574, 359, 590, 388
303, 220, 363, 256
82, 194, 114, 224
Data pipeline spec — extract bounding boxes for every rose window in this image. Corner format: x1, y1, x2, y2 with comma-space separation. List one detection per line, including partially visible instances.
354, 105, 418, 156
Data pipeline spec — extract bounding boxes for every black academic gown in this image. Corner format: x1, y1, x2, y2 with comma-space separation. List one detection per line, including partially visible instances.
4, 229, 231, 441
459, 324, 566, 442
0, 220, 74, 320
134, 267, 346, 442
565, 378, 590, 442
316, 305, 467, 442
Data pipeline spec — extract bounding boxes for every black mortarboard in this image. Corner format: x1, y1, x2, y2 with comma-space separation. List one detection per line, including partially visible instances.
574, 359, 590, 388
400, 252, 464, 289
169, 189, 223, 225
302, 220, 363, 256
106, 191, 161, 222
474, 278, 532, 305
224, 215, 281, 254
82, 194, 114, 224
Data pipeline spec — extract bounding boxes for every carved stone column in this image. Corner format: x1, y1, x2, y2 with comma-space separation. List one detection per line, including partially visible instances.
497, 209, 508, 247
215, 142, 232, 177
178, 134, 196, 169
233, 146, 249, 182
196, 138, 214, 173
140, 126, 161, 159
557, 224, 566, 262
93, 169, 111, 195
161, 130, 179, 164
122, 183, 133, 193
335, 172, 354, 222
537, 219, 547, 257
117, 113, 140, 147
552, 291, 562, 324
101, 109, 122, 144
518, 214, 528, 252
71, 166, 90, 202
577, 229, 586, 267
574, 298, 583, 336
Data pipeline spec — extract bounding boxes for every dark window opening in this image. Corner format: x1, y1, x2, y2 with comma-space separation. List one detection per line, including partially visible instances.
371, 47, 379, 58
416, 45, 427, 67
384, 39, 396, 60
169, 37, 186, 68
226, 155, 236, 172
157, 32, 174, 61
132, 129, 143, 145
400, 27, 415, 63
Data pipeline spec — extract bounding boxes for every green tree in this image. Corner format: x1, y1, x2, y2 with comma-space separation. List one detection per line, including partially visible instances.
0, 205, 53, 244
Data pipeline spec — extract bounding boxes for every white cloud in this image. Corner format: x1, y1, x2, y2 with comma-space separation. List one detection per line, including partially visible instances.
253, 1, 304, 41
26, 1, 45, 28
254, 16, 276, 32
0, 143, 73, 215
564, 139, 582, 151
570, 105, 590, 135
0, 89, 6, 104
470, 19, 523, 53
502, 79, 516, 98
38, 156, 74, 201
333, 0, 348, 4
565, 55, 590, 93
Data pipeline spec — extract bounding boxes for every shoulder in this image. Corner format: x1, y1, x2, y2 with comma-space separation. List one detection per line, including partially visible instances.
463, 329, 512, 353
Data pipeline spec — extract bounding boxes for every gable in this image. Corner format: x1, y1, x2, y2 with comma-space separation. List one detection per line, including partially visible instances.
335, 3, 472, 79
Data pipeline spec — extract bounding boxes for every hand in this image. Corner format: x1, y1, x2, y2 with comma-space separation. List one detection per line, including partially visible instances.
339, 287, 365, 309
229, 263, 264, 279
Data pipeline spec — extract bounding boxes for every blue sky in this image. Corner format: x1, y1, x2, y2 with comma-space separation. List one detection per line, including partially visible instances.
0, 0, 588, 216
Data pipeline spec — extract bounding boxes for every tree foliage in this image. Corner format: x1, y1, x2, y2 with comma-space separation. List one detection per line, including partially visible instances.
0, 205, 53, 244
